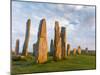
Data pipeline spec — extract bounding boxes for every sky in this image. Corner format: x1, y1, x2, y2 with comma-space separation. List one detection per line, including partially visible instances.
12, 0, 96, 52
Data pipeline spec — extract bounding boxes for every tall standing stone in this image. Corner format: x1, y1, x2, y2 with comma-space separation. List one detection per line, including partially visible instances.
73, 48, 76, 55
77, 46, 81, 55
22, 19, 31, 56
67, 44, 70, 56
50, 39, 54, 56
61, 27, 66, 59
34, 18, 48, 64
15, 39, 19, 55
54, 21, 62, 60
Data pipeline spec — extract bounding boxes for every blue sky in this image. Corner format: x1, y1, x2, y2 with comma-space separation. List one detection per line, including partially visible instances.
12, 1, 96, 52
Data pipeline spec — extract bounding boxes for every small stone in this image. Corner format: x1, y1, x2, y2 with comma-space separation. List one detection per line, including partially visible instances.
15, 39, 19, 55
85, 48, 88, 54
50, 39, 54, 56
67, 44, 70, 56
77, 46, 81, 55
73, 48, 76, 55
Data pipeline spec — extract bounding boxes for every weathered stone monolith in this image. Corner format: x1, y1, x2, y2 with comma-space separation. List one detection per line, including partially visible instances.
22, 19, 31, 56
67, 44, 70, 56
61, 27, 66, 59
34, 18, 48, 64
77, 46, 81, 55
50, 39, 54, 56
15, 39, 19, 55
73, 48, 76, 55
54, 21, 62, 60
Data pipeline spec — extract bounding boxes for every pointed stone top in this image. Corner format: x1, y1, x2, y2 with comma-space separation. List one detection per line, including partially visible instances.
51, 39, 53, 43
55, 21, 60, 30
55, 21, 59, 25
27, 19, 31, 25
40, 18, 46, 25
86, 48, 88, 49
67, 44, 70, 45
78, 46, 81, 48
38, 18, 47, 38
27, 19, 31, 22
61, 27, 66, 32
42, 18, 46, 21
67, 44, 70, 48
16, 39, 19, 41
61, 27, 66, 30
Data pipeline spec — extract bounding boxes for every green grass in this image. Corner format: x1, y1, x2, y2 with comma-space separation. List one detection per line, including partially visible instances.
11, 54, 96, 75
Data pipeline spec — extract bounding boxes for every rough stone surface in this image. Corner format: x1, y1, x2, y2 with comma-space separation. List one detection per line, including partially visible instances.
77, 46, 81, 55
73, 48, 76, 55
34, 18, 48, 64
61, 27, 66, 59
54, 21, 62, 60
15, 39, 19, 55
67, 44, 70, 56
22, 19, 31, 56
50, 39, 54, 56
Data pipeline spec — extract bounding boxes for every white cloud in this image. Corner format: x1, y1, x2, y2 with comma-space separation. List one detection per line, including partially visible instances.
33, 15, 41, 20
75, 6, 84, 10
30, 26, 38, 36
57, 4, 64, 11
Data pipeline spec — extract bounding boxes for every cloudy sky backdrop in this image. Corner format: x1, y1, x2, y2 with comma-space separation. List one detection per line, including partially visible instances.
12, 1, 96, 52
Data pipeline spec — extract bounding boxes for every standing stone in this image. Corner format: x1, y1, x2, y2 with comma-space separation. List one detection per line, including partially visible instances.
33, 43, 38, 56
61, 27, 67, 59
15, 39, 19, 55
22, 19, 31, 56
77, 46, 81, 55
54, 21, 62, 60
67, 44, 70, 56
50, 39, 54, 56
33, 40, 37, 61
73, 48, 76, 55
85, 48, 88, 54
34, 18, 48, 64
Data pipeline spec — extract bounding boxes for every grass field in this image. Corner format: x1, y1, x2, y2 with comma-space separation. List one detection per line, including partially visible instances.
11, 53, 96, 75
